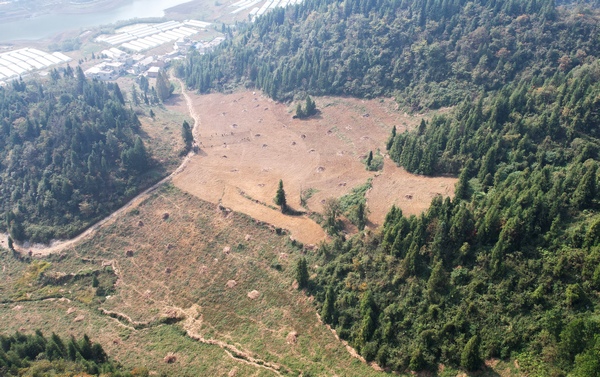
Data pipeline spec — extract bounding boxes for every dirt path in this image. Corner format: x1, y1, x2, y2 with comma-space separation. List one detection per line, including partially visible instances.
3, 79, 200, 257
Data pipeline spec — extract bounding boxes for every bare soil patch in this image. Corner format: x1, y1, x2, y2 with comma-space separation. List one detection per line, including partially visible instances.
172, 91, 456, 244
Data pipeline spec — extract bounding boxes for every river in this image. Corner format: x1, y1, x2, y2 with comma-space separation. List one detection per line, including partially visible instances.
0, 0, 193, 42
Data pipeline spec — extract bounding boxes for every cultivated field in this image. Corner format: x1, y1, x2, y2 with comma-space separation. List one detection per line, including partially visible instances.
172, 91, 457, 245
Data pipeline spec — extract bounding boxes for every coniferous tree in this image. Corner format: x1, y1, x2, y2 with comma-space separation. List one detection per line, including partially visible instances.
320, 285, 336, 323
358, 291, 376, 346
305, 96, 317, 116
274, 179, 287, 212
323, 197, 342, 235
461, 335, 481, 371
572, 165, 597, 209
131, 84, 139, 106
296, 257, 309, 289
113, 83, 125, 104
355, 201, 367, 230
454, 163, 472, 200
156, 71, 173, 102
182, 120, 193, 152
139, 75, 149, 93
417, 119, 427, 135
295, 103, 305, 119
386, 126, 396, 150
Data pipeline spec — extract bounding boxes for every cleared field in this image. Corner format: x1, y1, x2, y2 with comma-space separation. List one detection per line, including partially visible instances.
172, 91, 456, 245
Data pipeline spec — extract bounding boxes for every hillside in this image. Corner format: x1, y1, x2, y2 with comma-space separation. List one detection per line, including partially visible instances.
0, 68, 154, 244
0, 185, 391, 376
1, 0, 600, 375
178, 0, 599, 109
174, 0, 600, 375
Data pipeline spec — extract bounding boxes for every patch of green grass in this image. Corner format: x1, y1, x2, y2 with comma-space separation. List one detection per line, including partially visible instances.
339, 179, 373, 212
238, 188, 279, 211
300, 187, 318, 208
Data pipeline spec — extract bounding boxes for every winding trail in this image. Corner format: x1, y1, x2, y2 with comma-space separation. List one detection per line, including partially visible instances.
3, 78, 200, 257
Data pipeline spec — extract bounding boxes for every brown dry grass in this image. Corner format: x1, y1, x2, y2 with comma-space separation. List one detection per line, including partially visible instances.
171, 91, 456, 245
7, 185, 383, 376
0, 184, 522, 377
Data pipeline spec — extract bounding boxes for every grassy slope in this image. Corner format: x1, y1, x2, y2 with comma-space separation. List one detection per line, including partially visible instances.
0, 75, 521, 376
0, 184, 384, 376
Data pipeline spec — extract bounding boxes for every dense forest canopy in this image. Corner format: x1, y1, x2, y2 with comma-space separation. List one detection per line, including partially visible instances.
0, 67, 151, 243
176, 0, 600, 374
179, 0, 599, 109
315, 71, 600, 370
311, 65, 600, 374
0, 330, 137, 376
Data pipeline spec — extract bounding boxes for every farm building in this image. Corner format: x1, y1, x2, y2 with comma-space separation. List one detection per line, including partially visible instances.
146, 66, 161, 78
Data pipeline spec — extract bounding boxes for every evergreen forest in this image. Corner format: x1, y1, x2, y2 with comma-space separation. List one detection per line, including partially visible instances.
177, 0, 600, 374
0, 67, 151, 244
0, 330, 138, 376
178, 0, 599, 109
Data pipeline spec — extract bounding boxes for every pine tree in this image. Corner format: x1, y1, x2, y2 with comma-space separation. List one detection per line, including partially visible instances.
79, 334, 93, 360
366, 151, 373, 167
122, 136, 148, 172
156, 71, 172, 102
358, 291, 376, 345
296, 257, 309, 289
131, 84, 139, 106
151, 86, 159, 104
113, 83, 124, 104
572, 165, 597, 210
417, 119, 427, 135
274, 179, 287, 212
321, 285, 336, 323
323, 197, 342, 235
295, 103, 305, 119
67, 339, 78, 361
461, 335, 481, 371
8, 216, 25, 242
182, 120, 193, 151
305, 96, 317, 116
386, 126, 396, 150
455, 162, 471, 200
355, 201, 367, 230
139, 75, 149, 93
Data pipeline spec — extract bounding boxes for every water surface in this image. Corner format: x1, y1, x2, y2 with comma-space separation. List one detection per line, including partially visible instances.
0, 0, 192, 42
